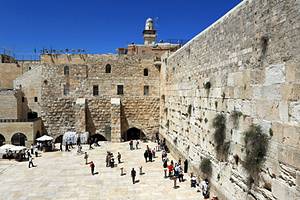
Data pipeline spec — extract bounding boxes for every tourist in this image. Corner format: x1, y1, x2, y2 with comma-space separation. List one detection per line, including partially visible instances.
28, 156, 35, 168
117, 152, 121, 163
110, 156, 115, 168
163, 160, 168, 178
34, 149, 38, 157
30, 144, 34, 155
178, 167, 184, 182
131, 168, 136, 184
106, 152, 110, 167
168, 163, 174, 177
129, 140, 133, 150
178, 158, 182, 166
191, 174, 197, 188
152, 148, 156, 158
144, 150, 148, 162
201, 178, 209, 199
87, 161, 95, 175
184, 159, 188, 173
135, 140, 139, 149
60, 142, 63, 151
148, 150, 153, 162
84, 152, 88, 164
27, 150, 31, 158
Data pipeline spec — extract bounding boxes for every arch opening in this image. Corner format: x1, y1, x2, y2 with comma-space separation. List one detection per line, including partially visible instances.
124, 127, 146, 141
0, 134, 5, 146
11, 133, 27, 146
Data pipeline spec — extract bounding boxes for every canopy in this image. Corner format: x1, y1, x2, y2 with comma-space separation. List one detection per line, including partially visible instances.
0, 144, 26, 154
36, 135, 54, 142
63, 131, 89, 145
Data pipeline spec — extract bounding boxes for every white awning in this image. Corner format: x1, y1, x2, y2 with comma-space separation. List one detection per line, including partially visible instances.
36, 135, 54, 141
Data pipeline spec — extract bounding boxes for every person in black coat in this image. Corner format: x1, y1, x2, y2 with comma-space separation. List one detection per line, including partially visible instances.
184, 159, 188, 173
131, 168, 136, 184
144, 150, 148, 162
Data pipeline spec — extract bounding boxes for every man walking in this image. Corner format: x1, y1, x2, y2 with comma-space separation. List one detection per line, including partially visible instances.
28, 157, 35, 168
131, 168, 136, 184
84, 152, 88, 164
144, 150, 148, 162
88, 161, 95, 175
135, 140, 139, 149
117, 152, 121, 164
129, 140, 133, 150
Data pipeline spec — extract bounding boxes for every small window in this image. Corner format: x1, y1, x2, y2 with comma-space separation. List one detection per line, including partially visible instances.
93, 85, 99, 96
22, 97, 25, 102
63, 84, 70, 96
34, 97, 38, 102
64, 66, 69, 76
117, 85, 124, 95
144, 68, 148, 76
144, 85, 149, 96
105, 64, 111, 73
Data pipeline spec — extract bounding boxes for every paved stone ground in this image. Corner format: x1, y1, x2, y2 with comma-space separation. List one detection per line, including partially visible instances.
0, 142, 206, 200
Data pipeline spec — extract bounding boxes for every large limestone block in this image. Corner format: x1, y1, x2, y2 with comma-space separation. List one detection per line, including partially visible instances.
264, 64, 285, 86
289, 102, 300, 123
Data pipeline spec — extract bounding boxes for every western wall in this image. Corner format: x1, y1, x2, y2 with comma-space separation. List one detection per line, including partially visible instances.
159, 0, 300, 199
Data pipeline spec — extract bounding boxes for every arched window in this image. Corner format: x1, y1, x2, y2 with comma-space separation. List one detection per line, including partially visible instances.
0, 134, 5, 146
144, 68, 148, 76
64, 66, 69, 76
11, 133, 27, 146
105, 64, 111, 73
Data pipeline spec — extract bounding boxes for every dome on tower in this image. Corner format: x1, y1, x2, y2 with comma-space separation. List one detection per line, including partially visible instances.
145, 18, 154, 30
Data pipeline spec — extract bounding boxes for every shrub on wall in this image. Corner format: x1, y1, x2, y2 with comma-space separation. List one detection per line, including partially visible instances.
200, 157, 212, 176
212, 113, 229, 161
230, 110, 242, 129
243, 125, 269, 179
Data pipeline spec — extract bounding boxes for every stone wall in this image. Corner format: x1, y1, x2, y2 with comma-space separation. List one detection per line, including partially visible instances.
0, 63, 22, 89
15, 66, 43, 119
160, 0, 300, 199
0, 90, 22, 119
40, 54, 161, 140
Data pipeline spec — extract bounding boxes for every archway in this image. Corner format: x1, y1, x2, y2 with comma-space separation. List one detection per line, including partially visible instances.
124, 127, 146, 141
11, 133, 27, 146
90, 134, 107, 142
55, 135, 63, 143
0, 134, 5, 146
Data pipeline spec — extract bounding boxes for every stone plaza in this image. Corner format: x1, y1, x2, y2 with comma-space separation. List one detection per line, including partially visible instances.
0, 142, 206, 200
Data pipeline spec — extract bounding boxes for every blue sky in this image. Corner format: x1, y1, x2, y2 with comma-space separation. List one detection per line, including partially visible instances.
0, 0, 241, 56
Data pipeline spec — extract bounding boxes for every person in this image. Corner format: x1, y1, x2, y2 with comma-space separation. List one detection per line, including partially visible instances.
28, 157, 35, 168
110, 156, 115, 168
178, 158, 182, 166
191, 175, 197, 188
201, 179, 209, 199
184, 159, 188, 173
30, 144, 34, 155
178, 167, 184, 182
27, 150, 31, 158
117, 152, 121, 164
168, 164, 174, 177
131, 168, 136, 184
34, 149, 38, 157
144, 150, 148, 162
77, 145, 82, 154
152, 149, 156, 158
129, 140, 133, 150
148, 150, 153, 162
88, 161, 95, 175
106, 152, 110, 167
163, 160, 168, 178
60, 142, 63, 151
84, 152, 88, 164
135, 140, 139, 149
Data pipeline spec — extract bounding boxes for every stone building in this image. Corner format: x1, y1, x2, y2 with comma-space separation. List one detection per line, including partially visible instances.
0, 0, 299, 199
12, 18, 180, 143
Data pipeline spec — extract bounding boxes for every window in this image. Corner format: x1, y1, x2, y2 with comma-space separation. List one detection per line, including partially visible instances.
105, 64, 111, 73
34, 97, 38, 102
22, 97, 25, 102
64, 66, 69, 76
117, 85, 124, 95
93, 85, 99, 96
144, 85, 149, 96
63, 84, 70, 96
144, 68, 148, 76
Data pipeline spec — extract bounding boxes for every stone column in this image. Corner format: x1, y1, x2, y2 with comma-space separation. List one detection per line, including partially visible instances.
111, 98, 121, 142
75, 98, 86, 133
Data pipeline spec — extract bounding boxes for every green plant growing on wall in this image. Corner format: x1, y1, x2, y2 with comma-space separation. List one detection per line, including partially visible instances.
204, 81, 211, 90
200, 158, 212, 176
243, 125, 269, 184
212, 113, 229, 161
230, 110, 243, 129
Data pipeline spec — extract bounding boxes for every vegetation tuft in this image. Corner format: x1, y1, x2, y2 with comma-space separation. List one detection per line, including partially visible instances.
230, 110, 243, 129
243, 125, 269, 181
212, 113, 229, 161
200, 158, 212, 176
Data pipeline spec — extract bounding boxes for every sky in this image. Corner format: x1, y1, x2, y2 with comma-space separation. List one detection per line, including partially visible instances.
0, 0, 241, 57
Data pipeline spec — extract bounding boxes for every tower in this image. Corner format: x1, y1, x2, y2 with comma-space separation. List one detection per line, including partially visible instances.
143, 18, 157, 45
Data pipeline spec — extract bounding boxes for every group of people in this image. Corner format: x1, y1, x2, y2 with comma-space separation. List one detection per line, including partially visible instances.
105, 151, 118, 168
191, 175, 210, 199
143, 145, 156, 162
129, 140, 139, 150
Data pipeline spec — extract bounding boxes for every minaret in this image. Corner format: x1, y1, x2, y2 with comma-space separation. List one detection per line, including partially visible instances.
143, 18, 157, 45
